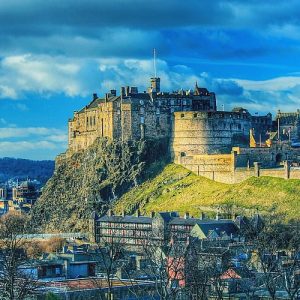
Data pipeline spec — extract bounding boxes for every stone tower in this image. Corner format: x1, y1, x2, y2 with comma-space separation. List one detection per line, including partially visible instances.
150, 77, 160, 93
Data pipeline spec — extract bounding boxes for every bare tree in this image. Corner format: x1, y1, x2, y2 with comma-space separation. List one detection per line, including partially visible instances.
246, 216, 300, 300
0, 211, 41, 300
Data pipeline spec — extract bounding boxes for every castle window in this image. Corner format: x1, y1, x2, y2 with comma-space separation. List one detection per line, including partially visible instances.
181, 113, 185, 118
194, 113, 198, 118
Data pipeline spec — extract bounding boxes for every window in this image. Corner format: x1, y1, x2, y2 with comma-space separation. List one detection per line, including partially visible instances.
181, 113, 185, 118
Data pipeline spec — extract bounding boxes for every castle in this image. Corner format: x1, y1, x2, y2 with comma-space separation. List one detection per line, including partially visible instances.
66, 77, 300, 183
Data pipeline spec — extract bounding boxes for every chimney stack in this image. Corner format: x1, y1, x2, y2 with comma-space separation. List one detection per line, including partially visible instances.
184, 212, 189, 219
110, 89, 116, 97
151, 211, 155, 218
108, 209, 113, 217
136, 209, 141, 217
216, 212, 220, 220
200, 212, 205, 220
121, 87, 126, 97
122, 210, 126, 217
93, 93, 98, 100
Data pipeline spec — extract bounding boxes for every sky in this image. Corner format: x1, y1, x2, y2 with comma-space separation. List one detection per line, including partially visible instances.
1, 0, 300, 160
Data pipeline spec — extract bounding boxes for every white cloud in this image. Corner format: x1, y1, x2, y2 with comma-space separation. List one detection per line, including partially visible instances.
0, 127, 66, 139
0, 140, 66, 160
0, 141, 58, 152
0, 85, 18, 99
0, 54, 94, 99
0, 126, 68, 159
234, 76, 300, 92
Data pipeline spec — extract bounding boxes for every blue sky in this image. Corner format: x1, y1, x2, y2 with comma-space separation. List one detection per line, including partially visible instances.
1, 0, 300, 159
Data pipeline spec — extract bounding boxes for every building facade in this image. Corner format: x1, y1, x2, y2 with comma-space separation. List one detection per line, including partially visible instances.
91, 211, 239, 250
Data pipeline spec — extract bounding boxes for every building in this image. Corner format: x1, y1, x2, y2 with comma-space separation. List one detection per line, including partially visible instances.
0, 180, 40, 213
61, 76, 300, 184
66, 78, 272, 155
91, 211, 240, 250
67, 79, 219, 153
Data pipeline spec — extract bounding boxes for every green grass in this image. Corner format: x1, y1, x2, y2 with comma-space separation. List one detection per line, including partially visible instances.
113, 164, 300, 221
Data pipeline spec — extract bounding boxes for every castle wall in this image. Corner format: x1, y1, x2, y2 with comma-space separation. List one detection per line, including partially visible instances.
177, 155, 300, 184
171, 111, 251, 159
68, 101, 116, 154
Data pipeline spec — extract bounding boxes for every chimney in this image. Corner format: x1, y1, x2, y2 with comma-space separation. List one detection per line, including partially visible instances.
93, 93, 98, 100
216, 212, 220, 220
151, 211, 155, 218
122, 210, 126, 217
125, 86, 130, 96
200, 212, 205, 220
184, 212, 189, 219
110, 89, 116, 97
136, 209, 141, 217
121, 87, 126, 97
105, 93, 109, 101
130, 87, 138, 94
108, 209, 113, 217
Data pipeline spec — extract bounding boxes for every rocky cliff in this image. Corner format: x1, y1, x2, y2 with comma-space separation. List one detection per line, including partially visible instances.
30, 138, 169, 232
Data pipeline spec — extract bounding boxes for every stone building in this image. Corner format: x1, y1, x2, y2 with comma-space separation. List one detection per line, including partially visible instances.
91, 210, 239, 251
67, 77, 272, 157
68, 78, 219, 153
64, 76, 300, 183
275, 109, 300, 141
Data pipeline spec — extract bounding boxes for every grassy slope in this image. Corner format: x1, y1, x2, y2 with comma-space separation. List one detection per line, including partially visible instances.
114, 164, 300, 220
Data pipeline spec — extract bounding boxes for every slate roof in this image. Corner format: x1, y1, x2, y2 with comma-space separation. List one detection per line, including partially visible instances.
191, 220, 239, 237
78, 96, 121, 113
97, 215, 152, 224
170, 217, 238, 232
157, 212, 179, 222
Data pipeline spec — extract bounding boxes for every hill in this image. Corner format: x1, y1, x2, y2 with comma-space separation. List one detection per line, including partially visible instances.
114, 164, 300, 221
30, 138, 169, 232
30, 138, 300, 233
0, 157, 54, 185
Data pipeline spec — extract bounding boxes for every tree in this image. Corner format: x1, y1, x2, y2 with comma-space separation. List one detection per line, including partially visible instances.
0, 212, 41, 300
92, 227, 125, 300
246, 216, 300, 300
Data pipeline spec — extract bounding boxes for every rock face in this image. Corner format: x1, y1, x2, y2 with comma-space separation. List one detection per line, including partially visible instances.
30, 138, 168, 232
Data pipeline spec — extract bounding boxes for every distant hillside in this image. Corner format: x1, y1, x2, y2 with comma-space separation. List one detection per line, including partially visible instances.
0, 157, 54, 185
114, 164, 300, 221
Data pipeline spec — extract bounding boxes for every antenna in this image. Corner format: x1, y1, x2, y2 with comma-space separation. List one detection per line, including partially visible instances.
153, 48, 157, 78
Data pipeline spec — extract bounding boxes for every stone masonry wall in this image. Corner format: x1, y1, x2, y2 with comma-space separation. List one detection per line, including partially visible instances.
171, 111, 251, 159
